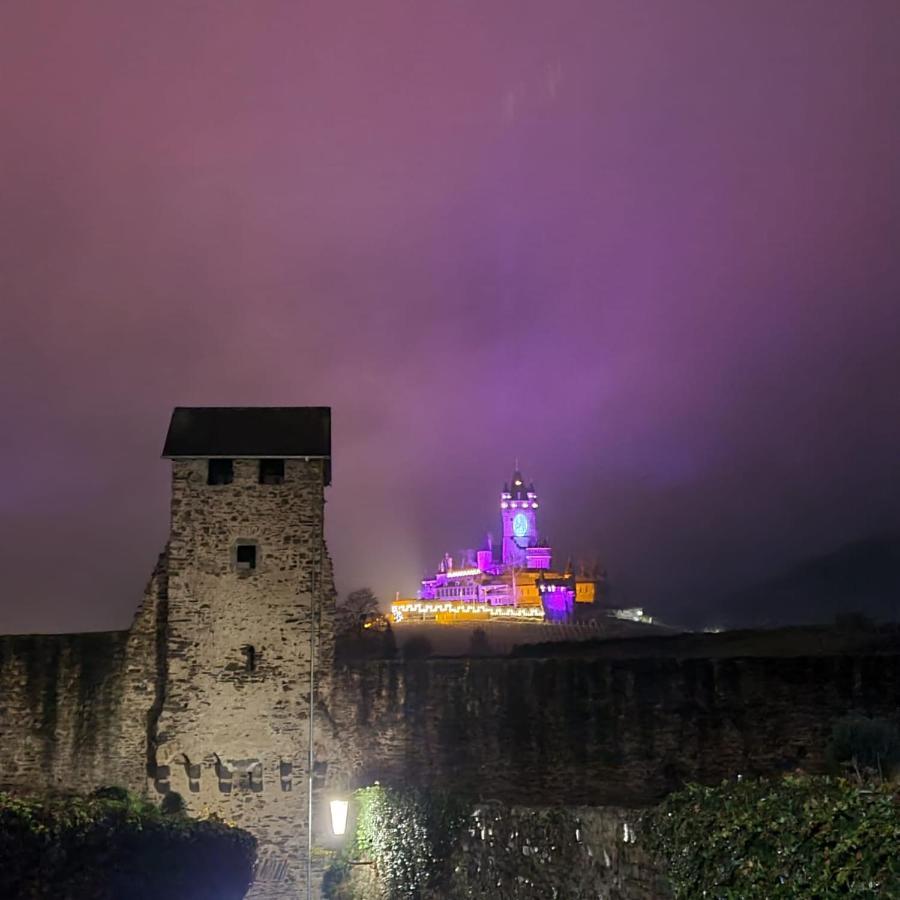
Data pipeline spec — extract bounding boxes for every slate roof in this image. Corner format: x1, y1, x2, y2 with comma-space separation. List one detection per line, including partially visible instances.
162, 407, 331, 481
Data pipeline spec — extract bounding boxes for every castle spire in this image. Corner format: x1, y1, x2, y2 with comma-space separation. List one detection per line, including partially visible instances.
510, 466, 527, 500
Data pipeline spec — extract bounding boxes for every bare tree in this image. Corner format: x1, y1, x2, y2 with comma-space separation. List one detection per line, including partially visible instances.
334, 587, 380, 638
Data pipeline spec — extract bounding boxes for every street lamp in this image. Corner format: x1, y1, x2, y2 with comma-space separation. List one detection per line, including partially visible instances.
329, 798, 349, 836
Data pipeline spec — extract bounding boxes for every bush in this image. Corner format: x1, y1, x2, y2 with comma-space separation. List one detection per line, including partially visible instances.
828, 714, 900, 780
644, 775, 900, 898
160, 790, 187, 816
0, 789, 257, 899
324, 786, 467, 899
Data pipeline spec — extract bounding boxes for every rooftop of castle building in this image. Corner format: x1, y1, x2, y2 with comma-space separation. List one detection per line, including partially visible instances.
162, 406, 331, 466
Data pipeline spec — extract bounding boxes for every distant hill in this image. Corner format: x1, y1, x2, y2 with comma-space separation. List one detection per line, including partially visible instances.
713, 534, 900, 628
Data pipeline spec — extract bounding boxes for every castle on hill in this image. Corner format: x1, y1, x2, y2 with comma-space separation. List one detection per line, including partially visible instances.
391, 468, 604, 624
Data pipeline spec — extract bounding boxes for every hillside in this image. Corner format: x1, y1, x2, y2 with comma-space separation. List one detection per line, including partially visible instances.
713, 534, 900, 627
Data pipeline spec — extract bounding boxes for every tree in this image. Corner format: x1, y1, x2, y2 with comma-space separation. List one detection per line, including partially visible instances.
335, 588, 380, 638
334, 588, 398, 662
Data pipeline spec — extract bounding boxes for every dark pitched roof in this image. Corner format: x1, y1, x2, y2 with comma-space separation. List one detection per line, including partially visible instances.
162, 407, 331, 481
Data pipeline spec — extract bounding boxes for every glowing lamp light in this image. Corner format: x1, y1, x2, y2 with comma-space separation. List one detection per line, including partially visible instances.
330, 798, 349, 836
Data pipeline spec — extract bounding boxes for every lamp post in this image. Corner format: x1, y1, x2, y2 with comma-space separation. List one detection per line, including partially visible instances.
306, 534, 326, 900
306, 574, 317, 900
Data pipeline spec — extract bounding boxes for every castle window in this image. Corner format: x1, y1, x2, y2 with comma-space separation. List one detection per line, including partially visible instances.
242, 644, 257, 672
236, 543, 257, 571
259, 459, 285, 485
208, 459, 233, 485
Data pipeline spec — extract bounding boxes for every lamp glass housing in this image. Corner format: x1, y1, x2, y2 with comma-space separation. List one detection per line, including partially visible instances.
330, 799, 349, 836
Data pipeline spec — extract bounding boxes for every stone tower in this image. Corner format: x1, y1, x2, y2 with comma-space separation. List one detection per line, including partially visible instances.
500, 468, 539, 567
153, 407, 334, 900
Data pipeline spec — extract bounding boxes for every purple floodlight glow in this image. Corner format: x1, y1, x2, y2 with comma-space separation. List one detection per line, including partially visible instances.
541, 586, 574, 621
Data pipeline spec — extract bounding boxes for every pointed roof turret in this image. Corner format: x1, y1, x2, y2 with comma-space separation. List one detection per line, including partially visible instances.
510, 468, 528, 500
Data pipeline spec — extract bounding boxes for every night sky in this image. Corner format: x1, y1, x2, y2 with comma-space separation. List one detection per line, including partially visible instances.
2, 2, 899, 634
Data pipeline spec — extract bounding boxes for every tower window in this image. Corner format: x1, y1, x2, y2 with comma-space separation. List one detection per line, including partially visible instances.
259, 459, 285, 485
208, 459, 233, 485
236, 544, 257, 571
242, 645, 257, 672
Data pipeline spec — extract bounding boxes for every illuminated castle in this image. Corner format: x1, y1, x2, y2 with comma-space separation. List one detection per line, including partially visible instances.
392, 469, 600, 624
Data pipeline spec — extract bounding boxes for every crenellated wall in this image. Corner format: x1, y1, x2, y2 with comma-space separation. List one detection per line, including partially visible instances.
328, 652, 900, 807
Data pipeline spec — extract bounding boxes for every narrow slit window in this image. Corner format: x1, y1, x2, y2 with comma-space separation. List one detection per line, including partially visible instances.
243, 645, 257, 672
208, 459, 233, 485
236, 544, 257, 571
259, 459, 285, 485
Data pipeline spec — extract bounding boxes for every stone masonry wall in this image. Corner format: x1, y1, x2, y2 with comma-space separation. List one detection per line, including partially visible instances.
0, 630, 132, 794
329, 653, 900, 807
0, 552, 166, 798
154, 457, 332, 900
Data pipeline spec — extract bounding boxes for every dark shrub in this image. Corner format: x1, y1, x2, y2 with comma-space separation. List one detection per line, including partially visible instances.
645, 775, 900, 898
828, 714, 900, 779
0, 790, 256, 900
160, 790, 187, 816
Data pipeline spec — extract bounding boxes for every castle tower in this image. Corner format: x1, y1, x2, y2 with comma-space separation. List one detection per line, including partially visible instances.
500, 468, 539, 567
154, 407, 334, 900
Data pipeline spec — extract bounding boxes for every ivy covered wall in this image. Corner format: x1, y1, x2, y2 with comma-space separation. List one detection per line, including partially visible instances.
323, 788, 666, 900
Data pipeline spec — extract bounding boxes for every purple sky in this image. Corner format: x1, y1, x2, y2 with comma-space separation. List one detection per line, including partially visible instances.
2, 1, 899, 633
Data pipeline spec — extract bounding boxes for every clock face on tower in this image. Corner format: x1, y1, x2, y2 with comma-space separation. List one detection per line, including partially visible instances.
512, 512, 529, 538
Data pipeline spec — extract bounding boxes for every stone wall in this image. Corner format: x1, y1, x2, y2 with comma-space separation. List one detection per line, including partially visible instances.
0, 550, 168, 799
0, 630, 131, 794
329, 653, 900, 806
